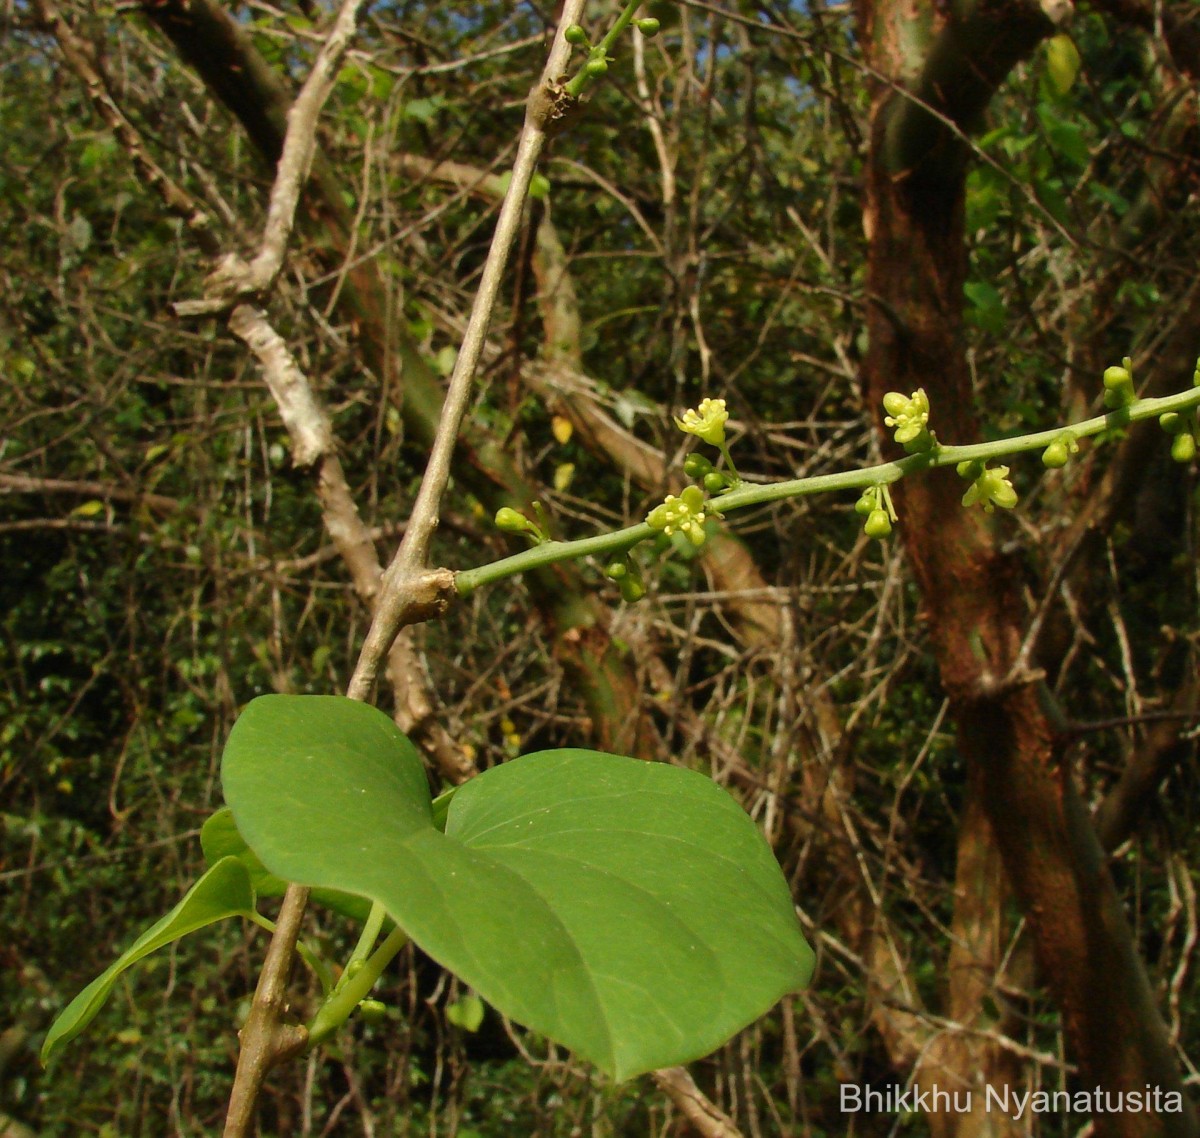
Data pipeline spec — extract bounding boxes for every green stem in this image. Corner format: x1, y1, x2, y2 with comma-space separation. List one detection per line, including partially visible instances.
456, 385, 1200, 598
346, 901, 387, 971
716, 442, 742, 486
306, 925, 408, 1048
563, 0, 643, 97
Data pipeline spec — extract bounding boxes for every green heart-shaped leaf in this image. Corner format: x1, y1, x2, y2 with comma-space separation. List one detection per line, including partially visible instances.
41, 857, 256, 1064
223, 695, 813, 1080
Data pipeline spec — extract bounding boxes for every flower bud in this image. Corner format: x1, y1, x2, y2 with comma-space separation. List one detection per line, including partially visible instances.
564, 24, 588, 45
495, 507, 532, 534
358, 999, 388, 1024
1171, 431, 1196, 464
683, 452, 713, 479
1041, 441, 1069, 468
635, 17, 661, 36
584, 57, 608, 77
605, 560, 627, 580
1159, 412, 1183, 434
703, 471, 729, 494
619, 574, 647, 603
1103, 365, 1132, 390
854, 489, 878, 516
864, 509, 892, 538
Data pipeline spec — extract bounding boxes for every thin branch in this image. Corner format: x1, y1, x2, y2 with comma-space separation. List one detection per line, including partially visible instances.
175, 0, 370, 314
344, 0, 588, 700
222, 886, 312, 1138
653, 1066, 745, 1138
0, 473, 179, 513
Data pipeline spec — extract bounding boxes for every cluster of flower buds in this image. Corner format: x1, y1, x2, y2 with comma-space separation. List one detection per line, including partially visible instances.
1159, 411, 1197, 464
605, 556, 647, 603
682, 452, 733, 494
1102, 358, 1136, 410
854, 484, 896, 539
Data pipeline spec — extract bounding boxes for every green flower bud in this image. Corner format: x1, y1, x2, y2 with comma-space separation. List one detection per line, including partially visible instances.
854, 488, 877, 516
584, 57, 609, 77
1104, 385, 1134, 410
683, 452, 713, 479
1041, 441, 1069, 469
635, 17, 661, 36
605, 560, 627, 580
703, 471, 729, 494
564, 24, 588, 45
495, 507, 530, 533
956, 459, 985, 481
1171, 431, 1196, 464
1103, 364, 1132, 390
1159, 412, 1183, 434
619, 574, 647, 603
358, 999, 388, 1024
1102, 363, 1135, 409
864, 509, 892, 538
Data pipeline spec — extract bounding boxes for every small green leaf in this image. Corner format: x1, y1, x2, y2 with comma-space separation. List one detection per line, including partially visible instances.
1045, 34, 1081, 95
222, 695, 813, 1081
403, 97, 444, 123
964, 280, 1007, 334
41, 858, 256, 1064
446, 993, 485, 1032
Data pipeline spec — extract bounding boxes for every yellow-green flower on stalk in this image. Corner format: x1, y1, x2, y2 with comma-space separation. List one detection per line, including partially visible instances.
675, 397, 741, 485
961, 464, 1018, 513
647, 485, 709, 547
675, 398, 729, 447
882, 389, 932, 449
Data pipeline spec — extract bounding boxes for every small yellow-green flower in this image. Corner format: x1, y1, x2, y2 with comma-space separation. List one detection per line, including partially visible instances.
882, 389, 931, 446
961, 465, 1018, 513
647, 485, 709, 546
675, 398, 728, 447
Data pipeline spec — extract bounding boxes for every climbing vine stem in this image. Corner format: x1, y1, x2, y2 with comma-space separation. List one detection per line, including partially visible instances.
455, 384, 1200, 597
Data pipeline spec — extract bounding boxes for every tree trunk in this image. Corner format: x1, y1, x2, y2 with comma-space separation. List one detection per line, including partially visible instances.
857, 1, 1198, 1134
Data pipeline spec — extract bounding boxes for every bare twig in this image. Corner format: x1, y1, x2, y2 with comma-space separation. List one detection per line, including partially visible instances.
0, 473, 179, 513
345, 0, 587, 700
222, 886, 312, 1138
653, 1066, 746, 1138
176, 0, 370, 314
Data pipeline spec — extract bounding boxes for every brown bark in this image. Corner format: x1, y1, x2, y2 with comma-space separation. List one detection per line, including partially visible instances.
857, 1, 1198, 1134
